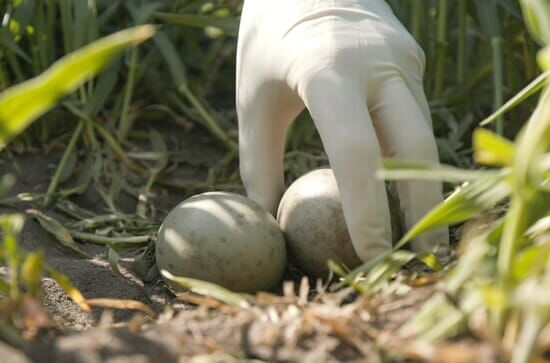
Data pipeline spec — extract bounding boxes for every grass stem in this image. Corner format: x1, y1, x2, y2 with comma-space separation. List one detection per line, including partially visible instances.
457, 0, 467, 84
179, 85, 238, 152
434, 0, 448, 98
411, 0, 423, 44
117, 47, 138, 142
43, 121, 85, 207
71, 231, 150, 245
492, 37, 505, 135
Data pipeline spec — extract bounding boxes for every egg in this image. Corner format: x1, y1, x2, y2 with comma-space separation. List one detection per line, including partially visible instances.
277, 168, 402, 277
156, 192, 286, 293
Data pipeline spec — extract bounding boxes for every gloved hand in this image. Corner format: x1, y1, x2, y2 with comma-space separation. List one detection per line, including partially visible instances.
236, 0, 449, 262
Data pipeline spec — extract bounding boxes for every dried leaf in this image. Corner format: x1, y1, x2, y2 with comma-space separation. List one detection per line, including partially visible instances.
26, 209, 88, 257
84, 298, 156, 318
48, 270, 90, 312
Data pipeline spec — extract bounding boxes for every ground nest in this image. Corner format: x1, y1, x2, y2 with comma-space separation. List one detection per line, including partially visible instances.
0, 128, 515, 363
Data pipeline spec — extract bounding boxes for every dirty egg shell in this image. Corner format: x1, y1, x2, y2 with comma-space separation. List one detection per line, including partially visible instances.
277, 168, 362, 278
156, 192, 286, 293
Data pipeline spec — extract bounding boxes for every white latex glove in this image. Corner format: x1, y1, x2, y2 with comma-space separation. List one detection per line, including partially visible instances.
236, 0, 449, 262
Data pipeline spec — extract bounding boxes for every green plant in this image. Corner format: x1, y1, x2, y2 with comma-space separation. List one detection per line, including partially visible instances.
0, 23, 155, 343
336, 1, 550, 361
0, 207, 89, 346
0, 25, 155, 145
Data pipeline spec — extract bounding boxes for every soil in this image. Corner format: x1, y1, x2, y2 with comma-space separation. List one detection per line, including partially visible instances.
0, 124, 508, 363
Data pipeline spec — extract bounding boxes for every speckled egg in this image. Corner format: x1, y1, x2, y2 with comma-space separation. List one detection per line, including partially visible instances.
278, 168, 403, 278
156, 192, 286, 293
277, 168, 362, 277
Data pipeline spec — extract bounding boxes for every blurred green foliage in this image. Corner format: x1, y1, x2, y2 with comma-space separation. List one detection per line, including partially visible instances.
0, 20, 154, 344
336, 1, 550, 362
0, 0, 544, 170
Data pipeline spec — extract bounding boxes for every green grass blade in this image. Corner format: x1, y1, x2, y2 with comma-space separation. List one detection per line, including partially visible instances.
445, 236, 491, 294
126, 2, 164, 24
492, 36, 505, 134
0, 174, 15, 199
0, 214, 25, 300
58, 152, 100, 198
98, 1, 122, 28
396, 176, 510, 249
512, 245, 549, 281
480, 71, 550, 126
21, 251, 44, 296
475, 0, 505, 132
378, 159, 496, 183
539, 46, 550, 70
457, 0, 467, 83
116, 46, 138, 141
433, 0, 448, 98
161, 270, 249, 308
70, 231, 150, 246
473, 128, 516, 166
154, 31, 237, 152
0, 28, 31, 63
153, 12, 239, 36
44, 120, 84, 206
399, 293, 465, 341
107, 247, 124, 279
520, 0, 550, 45
153, 31, 188, 90
150, 129, 168, 172
0, 25, 155, 145
526, 215, 550, 239
26, 209, 88, 257
359, 250, 416, 295
48, 269, 90, 312
84, 61, 121, 117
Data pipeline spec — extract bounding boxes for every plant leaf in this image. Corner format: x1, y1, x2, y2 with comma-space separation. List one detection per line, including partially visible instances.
153, 12, 238, 36
539, 46, 550, 70
0, 25, 155, 145
161, 270, 249, 308
473, 128, 516, 166
378, 159, 495, 183
26, 209, 88, 257
84, 61, 121, 117
445, 236, 491, 295
480, 71, 550, 126
150, 129, 168, 172
526, 215, 550, 238
132, 242, 158, 282
48, 270, 90, 312
107, 247, 124, 279
0, 27, 31, 62
153, 31, 188, 91
21, 251, 44, 296
417, 252, 444, 271
512, 245, 549, 281
397, 176, 510, 249
399, 292, 465, 341
358, 250, 416, 295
